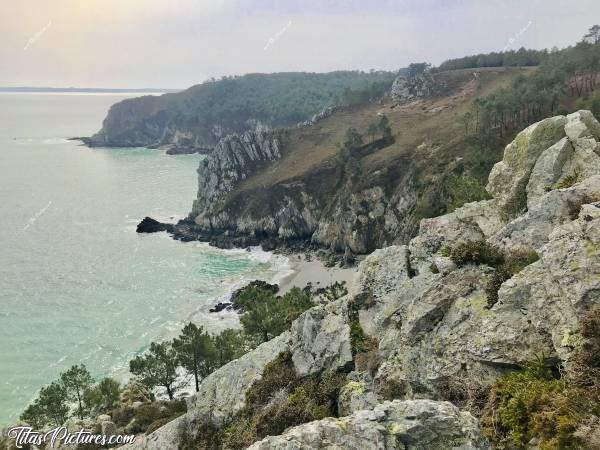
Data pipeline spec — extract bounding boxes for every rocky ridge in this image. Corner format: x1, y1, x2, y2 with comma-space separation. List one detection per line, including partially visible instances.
122, 112, 600, 448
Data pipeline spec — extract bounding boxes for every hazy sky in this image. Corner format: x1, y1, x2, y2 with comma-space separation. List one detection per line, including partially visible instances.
1, 0, 599, 89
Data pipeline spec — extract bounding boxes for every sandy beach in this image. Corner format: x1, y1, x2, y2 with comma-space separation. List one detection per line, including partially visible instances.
278, 254, 356, 294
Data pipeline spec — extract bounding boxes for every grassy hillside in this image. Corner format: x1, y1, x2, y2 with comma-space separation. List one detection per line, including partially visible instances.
232, 67, 531, 220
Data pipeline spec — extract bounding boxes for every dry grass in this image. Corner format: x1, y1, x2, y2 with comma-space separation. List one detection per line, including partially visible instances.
238, 67, 533, 193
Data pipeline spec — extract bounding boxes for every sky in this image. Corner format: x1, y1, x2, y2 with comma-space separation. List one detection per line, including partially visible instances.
1, 0, 599, 89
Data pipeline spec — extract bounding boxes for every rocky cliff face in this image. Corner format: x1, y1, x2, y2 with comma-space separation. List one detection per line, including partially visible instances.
125, 113, 600, 448
187, 138, 421, 255
84, 95, 258, 152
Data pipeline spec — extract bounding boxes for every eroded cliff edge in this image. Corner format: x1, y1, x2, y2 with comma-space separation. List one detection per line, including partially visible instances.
124, 112, 600, 449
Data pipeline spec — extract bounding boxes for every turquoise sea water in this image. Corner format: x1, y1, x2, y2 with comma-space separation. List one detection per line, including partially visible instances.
0, 93, 287, 425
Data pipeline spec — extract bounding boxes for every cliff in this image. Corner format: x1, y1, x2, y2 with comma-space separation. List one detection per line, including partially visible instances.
184, 68, 525, 256
83, 71, 396, 153
121, 112, 600, 449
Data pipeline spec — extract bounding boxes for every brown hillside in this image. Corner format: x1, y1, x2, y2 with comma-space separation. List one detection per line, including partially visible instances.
238, 67, 534, 193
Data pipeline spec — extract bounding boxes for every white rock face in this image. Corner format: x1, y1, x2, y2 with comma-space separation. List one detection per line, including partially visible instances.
247, 400, 490, 450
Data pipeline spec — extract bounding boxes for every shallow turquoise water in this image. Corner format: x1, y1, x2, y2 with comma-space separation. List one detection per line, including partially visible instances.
0, 93, 285, 424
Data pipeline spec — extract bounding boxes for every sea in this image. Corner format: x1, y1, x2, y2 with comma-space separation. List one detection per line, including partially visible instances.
0, 92, 289, 425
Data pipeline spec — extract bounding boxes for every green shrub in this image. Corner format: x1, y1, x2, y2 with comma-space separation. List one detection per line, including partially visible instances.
240, 287, 313, 344
485, 249, 539, 307
110, 406, 134, 428
220, 351, 346, 448
349, 318, 378, 355
482, 357, 597, 450
450, 240, 504, 267
245, 351, 296, 408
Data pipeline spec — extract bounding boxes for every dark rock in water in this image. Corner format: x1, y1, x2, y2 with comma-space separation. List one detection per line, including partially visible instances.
136, 217, 175, 234
209, 302, 232, 313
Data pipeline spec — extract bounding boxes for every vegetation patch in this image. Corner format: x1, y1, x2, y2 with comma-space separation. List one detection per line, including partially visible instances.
482, 307, 600, 450
447, 241, 539, 307
186, 351, 346, 450
445, 174, 490, 212
449, 240, 504, 267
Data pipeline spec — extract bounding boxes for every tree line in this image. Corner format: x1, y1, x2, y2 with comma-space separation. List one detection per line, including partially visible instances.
435, 47, 548, 72
461, 26, 600, 139
20, 284, 348, 427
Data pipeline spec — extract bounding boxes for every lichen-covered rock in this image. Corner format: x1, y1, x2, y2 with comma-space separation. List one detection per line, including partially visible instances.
290, 299, 353, 377
565, 110, 600, 141
391, 72, 436, 104
247, 400, 490, 450
337, 379, 378, 416
487, 116, 567, 216
408, 210, 486, 273
526, 137, 573, 206
121, 415, 185, 450
487, 201, 600, 364
185, 331, 291, 430
489, 175, 600, 254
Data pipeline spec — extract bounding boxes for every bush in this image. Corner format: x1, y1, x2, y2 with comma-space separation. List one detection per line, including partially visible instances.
218, 351, 346, 448
84, 377, 121, 414
240, 287, 313, 344
349, 318, 378, 355
450, 240, 504, 267
482, 354, 599, 450
245, 352, 296, 408
485, 249, 539, 307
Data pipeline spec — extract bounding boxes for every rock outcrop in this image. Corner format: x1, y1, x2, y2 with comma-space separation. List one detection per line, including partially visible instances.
248, 400, 490, 450
390, 71, 436, 104
191, 131, 282, 228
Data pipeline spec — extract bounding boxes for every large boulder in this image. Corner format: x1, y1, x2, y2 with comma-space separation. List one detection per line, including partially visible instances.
490, 175, 600, 254
290, 298, 353, 377
247, 400, 490, 450
526, 137, 574, 206
487, 116, 567, 216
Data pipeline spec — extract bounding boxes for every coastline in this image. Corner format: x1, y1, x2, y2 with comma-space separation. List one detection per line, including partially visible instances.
277, 253, 356, 294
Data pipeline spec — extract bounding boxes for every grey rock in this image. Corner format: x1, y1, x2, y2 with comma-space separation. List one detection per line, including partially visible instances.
290, 299, 353, 377
337, 380, 378, 416
247, 400, 490, 450
121, 416, 185, 450
487, 115, 567, 216
526, 137, 573, 207
490, 175, 600, 254
391, 72, 436, 104
565, 110, 600, 141
185, 331, 291, 429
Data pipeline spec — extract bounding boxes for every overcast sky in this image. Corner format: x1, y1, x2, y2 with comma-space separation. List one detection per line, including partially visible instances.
1, 0, 599, 89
